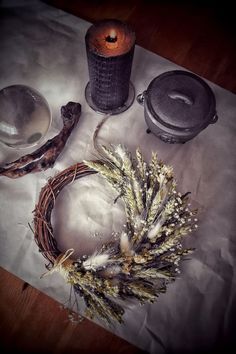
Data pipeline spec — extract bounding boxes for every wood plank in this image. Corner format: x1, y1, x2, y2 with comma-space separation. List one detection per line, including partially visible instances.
44, 0, 236, 93
0, 267, 145, 354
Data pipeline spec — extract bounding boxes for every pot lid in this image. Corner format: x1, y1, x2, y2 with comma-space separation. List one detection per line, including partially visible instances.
146, 70, 216, 131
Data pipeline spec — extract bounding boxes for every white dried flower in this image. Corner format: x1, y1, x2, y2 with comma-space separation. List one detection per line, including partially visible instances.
83, 252, 110, 271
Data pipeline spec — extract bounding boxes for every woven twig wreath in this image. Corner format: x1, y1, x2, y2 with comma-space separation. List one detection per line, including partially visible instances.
34, 144, 198, 324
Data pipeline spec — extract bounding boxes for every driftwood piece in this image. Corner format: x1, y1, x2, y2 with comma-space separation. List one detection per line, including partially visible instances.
0, 102, 81, 179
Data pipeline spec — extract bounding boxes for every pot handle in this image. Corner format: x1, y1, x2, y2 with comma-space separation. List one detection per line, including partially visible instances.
168, 91, 193, 105
210, 113, 218, 124
136, 91, 146, 106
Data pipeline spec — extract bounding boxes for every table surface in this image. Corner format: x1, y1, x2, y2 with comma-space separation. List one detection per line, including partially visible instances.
0, 1, 236, 354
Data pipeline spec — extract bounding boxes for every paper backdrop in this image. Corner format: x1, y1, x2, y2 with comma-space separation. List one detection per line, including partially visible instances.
0, 1, 236, 353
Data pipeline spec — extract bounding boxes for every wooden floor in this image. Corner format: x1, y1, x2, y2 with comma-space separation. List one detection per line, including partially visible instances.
0, 268, 145, 354
1, 1, 236, 354
46, 0, 236, 93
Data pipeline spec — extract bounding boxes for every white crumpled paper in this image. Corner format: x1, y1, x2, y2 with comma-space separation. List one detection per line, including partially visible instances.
0, 1, 236, 353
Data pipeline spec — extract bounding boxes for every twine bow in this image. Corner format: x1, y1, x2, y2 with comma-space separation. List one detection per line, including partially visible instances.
40, 248, 74, 279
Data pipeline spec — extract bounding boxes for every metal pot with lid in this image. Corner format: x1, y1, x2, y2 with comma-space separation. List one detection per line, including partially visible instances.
137, 70, 218, 143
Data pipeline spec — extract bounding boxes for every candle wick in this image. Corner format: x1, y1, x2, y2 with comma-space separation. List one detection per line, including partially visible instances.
105, 35, 117, 43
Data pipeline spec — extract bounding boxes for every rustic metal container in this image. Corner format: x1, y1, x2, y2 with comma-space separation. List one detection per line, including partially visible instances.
137, 70, 218, 143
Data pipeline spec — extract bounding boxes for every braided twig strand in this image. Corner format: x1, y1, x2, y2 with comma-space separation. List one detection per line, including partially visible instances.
33, 162, 97, 264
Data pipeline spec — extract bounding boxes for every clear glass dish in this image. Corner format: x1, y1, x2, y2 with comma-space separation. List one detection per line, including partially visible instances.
0, 85, 51, 148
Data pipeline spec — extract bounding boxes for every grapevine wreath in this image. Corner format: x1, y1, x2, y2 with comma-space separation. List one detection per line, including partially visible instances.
34, 143, 198, 324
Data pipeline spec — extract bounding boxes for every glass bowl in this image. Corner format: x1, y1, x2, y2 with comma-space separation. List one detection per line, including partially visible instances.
0, 84, 51, 148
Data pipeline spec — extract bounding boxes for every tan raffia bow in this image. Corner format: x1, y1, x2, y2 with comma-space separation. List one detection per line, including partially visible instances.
40, 248, 75, 279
